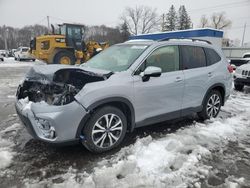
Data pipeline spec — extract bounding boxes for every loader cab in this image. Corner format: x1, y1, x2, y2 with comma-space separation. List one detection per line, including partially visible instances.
59, 23, 85, 51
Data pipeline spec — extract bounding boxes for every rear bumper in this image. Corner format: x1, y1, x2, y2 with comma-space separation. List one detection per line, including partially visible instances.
234, 77, 250, 86
15, 99, 87, 144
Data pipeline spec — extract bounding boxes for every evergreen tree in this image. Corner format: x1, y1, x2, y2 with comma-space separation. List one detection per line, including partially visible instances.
120, 21, 130, 42
164, 5, 177, 31
177, 5, 192, 30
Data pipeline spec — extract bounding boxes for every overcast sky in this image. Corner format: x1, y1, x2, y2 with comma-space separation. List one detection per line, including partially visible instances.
0, 0, 250, 43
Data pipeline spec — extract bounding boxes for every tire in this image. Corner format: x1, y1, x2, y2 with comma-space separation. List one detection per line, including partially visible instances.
32, 59, 36, 62
82, 106, 127, 153
198, 90, 222, 120
234, 83, 244, 91
14, 57, 17, 61
54, 50, 76, 65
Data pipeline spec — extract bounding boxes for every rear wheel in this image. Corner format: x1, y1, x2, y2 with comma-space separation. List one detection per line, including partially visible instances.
234, 83, 244, 91
54, 51, 76, 65
82, 106, 127, 153
198, 90, 222, 120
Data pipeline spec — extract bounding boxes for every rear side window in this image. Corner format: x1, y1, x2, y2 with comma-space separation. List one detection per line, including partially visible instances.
204, 48, 221, 66
181, 46, 206, 69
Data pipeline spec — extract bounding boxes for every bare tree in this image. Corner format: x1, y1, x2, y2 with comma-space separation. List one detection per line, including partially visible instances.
199, 15, 209, 28
210, 12, 232, 30
121, 6, 159, 35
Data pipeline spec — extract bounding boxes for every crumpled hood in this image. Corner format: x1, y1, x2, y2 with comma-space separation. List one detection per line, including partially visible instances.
25, 64, 113, 82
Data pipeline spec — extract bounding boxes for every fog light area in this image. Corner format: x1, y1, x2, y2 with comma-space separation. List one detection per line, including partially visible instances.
35, 118, 56, 140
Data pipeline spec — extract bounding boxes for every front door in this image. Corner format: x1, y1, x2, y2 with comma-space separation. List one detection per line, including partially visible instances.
133, 45, 184, 125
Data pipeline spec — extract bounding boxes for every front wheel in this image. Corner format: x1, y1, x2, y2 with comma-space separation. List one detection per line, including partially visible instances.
198, 90, 222, 120
82, 106, 127, 153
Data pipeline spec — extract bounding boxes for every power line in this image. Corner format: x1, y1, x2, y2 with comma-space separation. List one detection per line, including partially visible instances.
33, 17, 47, 25
189, 0, 250, 12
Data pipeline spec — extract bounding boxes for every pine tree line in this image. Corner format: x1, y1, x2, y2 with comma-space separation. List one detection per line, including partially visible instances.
162, 5, 192, 32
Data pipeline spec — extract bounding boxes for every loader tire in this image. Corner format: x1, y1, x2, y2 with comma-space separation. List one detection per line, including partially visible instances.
54, 51, 76, 65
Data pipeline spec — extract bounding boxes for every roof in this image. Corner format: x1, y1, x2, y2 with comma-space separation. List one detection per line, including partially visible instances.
129, 28, 224, 41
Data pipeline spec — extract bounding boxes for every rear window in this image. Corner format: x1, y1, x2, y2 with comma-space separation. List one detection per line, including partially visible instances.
205, 48, 221, 66
181, 46, 206, 69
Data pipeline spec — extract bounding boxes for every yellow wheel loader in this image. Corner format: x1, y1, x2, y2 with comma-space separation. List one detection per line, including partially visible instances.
30, 23, 109, 65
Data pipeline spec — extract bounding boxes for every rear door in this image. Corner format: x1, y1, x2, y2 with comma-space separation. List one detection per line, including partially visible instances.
180, 45, 210, 113
133, 45, 184, 124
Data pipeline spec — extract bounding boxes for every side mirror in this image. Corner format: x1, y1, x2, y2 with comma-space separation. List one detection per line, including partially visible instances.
140, 66, 162, 82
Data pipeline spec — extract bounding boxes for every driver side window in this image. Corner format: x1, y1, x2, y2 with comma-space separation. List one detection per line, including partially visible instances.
136, 45, 180, 74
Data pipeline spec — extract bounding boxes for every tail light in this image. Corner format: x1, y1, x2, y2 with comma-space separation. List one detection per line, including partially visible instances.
227, 64, 234, 73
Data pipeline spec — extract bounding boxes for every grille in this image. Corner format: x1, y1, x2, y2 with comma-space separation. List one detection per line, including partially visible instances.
242, 70, 250, 77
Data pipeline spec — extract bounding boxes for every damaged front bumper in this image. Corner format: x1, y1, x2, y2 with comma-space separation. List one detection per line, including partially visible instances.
15, 99, 87, 144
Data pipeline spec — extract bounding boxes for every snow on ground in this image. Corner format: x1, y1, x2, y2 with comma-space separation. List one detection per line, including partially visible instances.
22, 90, 250, 188
0, 131, 16, 170
0, 57, 45, 67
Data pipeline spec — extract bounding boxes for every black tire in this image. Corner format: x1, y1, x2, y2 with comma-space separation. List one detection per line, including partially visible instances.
54, 50, 76, 65
32, 59, 36, 62
14, 57, 17, 61
82, 106, 127, 153
198, 90, 222, 120
234, 83, 244, 91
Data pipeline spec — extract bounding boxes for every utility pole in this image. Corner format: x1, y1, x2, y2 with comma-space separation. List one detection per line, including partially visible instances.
4, 26, 9, 57
241, 23, 246, 47
47, 16, 50, 33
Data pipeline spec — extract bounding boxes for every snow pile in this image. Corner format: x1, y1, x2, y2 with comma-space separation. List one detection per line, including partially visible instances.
77, 116, 249, 188
0, 136, 14, 170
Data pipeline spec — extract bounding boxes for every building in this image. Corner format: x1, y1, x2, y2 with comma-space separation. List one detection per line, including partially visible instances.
129, 28, 224, 47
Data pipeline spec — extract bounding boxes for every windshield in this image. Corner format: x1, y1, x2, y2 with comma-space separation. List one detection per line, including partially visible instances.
82, 44, 148, 72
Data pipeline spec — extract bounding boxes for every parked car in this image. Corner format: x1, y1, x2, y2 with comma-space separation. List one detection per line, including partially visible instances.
0, 50, 7, 57
15, 39, 233, 153
14, 47, 35, 61
243, 52, 250, 58
234, 60, 250, 91
0, 53, 4, 61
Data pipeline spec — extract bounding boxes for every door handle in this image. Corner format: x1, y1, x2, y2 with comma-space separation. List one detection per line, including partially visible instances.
175, 77, 183, 82
208, 72, 213, 77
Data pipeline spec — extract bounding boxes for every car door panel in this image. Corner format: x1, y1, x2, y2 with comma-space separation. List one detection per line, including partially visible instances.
133, 71, 184, 123
132, 45, 184, 124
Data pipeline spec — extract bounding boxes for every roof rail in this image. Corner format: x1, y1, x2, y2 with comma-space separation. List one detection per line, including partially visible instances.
158, 37, 212, 44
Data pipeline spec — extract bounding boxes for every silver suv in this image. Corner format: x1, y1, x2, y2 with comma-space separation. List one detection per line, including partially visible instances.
15, 39, 232, 153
